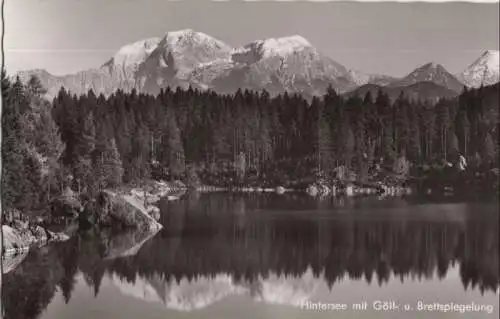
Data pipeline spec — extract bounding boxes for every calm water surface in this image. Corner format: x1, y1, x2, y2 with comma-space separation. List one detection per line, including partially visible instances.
2, 193, 499, 319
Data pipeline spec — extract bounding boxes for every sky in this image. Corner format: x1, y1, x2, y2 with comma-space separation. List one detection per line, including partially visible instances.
3, 0, 499, 77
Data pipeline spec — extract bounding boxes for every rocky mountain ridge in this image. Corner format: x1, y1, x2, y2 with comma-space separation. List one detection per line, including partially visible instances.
15, 29, 499, 100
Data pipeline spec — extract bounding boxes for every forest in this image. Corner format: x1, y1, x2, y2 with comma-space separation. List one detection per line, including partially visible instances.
2, 69, 499, 218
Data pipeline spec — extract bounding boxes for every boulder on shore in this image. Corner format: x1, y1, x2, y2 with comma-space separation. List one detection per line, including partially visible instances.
95, 190, 163, 231
49, 188, 83, 223
85, 181, 185, 230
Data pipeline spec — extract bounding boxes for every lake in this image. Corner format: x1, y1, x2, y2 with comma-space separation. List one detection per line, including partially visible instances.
1, 193, 499, 319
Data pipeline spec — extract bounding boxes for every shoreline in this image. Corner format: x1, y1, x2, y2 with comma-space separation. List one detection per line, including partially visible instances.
2, 173, 496, 256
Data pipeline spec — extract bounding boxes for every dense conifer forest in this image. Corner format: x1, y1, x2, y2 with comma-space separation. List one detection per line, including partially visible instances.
2, 69, 499, 217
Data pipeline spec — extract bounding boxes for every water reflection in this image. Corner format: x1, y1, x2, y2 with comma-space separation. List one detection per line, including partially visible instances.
2, 194, 498, 319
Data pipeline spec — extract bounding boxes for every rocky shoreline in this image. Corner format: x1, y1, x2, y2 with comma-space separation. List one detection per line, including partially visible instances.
1, 180, 186, 262
195, 182, 412, 198
2, 221, 69, 258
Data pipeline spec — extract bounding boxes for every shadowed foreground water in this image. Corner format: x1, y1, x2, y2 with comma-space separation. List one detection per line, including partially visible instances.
2, 194, 499, 319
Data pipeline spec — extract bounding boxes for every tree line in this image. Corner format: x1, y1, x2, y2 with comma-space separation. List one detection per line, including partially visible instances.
2, 69, 499, 216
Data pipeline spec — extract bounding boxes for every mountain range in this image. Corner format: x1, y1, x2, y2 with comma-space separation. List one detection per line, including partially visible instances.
15, 29, 500, 101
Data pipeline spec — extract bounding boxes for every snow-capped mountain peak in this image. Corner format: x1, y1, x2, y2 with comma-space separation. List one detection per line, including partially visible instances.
134, 29, 234, 92
458, 49, 499, 88
260, 35, 312, 49
106, 37, 162, 70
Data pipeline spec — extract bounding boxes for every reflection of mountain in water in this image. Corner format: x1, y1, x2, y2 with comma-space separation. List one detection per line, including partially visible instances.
110, 268, 320, 311
2, 194, 498, 319
112, 273, 247, 311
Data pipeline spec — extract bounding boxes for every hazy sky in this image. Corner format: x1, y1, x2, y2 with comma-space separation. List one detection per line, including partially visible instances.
3, 0, 499, 77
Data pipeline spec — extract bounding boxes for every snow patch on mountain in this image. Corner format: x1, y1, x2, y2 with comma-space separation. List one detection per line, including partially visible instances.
233, 35, 314, 61
164, 29, 228, 50
458, 50, 499, 88
256, 35, 313, 58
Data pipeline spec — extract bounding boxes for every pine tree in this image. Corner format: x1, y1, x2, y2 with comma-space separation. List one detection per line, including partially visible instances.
481, 132, 496, 167
435, 99, 452, 161
73, 110, 96, 194
23, 76, 66, 202
95, 138, 124, 190
420, 101, 436, 163
375, 90, 394, 162
52, 88, 79, 166
211, 118, 231, 164
455, 109, 470, 159
1, 73, 28, 211
130, 123, 152, 181
166, 108, 185, 179
257, 116, 273, 174
343, 125, 355, 171
394, 93, 410, 156
447, 130, 460, 163
25, 75, 47, 99
315, 107, 334, 175
21, 150, 44, 212
404, 102, 421, 163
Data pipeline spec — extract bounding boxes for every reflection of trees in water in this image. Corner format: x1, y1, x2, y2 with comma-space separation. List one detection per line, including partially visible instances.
119, 194, 499, 294
458, 220, 499, 294
56, 237, 79, 303
2, 194, 498, 319
2, 242, 71, 319
108, 195, 499, 295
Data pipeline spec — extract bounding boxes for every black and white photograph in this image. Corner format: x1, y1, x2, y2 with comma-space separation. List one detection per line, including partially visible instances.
0, 0, 499, 318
